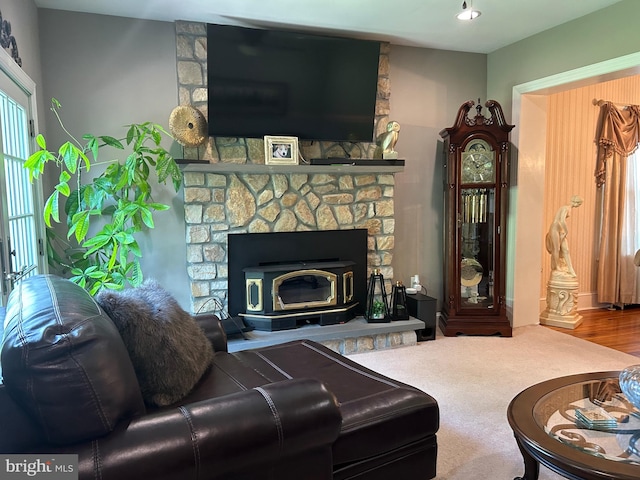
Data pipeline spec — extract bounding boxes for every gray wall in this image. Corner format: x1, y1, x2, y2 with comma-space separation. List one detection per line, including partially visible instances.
389, 47, 486, 301
37, 9, 190, 307
32, 0, 640, 314
35, 8, 488, 309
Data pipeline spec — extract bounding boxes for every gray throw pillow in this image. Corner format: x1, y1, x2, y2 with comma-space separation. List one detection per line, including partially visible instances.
96, 279, 214, 407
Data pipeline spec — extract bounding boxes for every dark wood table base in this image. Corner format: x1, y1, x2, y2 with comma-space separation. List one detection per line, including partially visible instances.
514, 435, 540, 480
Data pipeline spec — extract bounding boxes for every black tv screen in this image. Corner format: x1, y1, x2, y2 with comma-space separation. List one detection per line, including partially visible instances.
207, 24, 380, 142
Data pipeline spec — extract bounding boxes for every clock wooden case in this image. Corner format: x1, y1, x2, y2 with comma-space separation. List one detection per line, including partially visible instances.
439, 99, 514, 337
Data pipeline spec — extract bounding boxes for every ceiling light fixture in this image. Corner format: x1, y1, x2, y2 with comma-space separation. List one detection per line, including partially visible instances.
456, 1, 481, 21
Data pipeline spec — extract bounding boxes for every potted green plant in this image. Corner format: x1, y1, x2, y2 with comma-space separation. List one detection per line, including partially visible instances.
25, 98, 182, 294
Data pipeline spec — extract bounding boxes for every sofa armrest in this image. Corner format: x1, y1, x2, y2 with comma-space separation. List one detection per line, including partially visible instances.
194, 313, 228, 352
68, 378, 341, 480
0, 384, 45, 453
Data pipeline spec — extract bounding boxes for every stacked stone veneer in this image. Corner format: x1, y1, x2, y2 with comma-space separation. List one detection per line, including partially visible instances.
317, 330, 417, 355
184, 170, 396, 313
176, 21, 410, 350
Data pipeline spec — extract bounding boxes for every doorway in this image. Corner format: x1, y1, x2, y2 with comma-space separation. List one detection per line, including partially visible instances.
509, 52, 640, 328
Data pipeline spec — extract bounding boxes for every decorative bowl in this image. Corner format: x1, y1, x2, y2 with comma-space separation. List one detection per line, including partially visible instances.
619, 365, 640, 410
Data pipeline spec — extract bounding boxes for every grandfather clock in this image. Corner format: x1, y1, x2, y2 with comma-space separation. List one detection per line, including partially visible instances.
439, 99, 514, 337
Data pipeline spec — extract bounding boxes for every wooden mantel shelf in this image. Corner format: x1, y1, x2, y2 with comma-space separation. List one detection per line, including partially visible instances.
179, 160, 405, 175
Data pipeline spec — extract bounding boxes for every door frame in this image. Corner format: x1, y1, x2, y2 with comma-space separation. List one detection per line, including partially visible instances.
508, 51, 640, 327
0, 46, 44, 305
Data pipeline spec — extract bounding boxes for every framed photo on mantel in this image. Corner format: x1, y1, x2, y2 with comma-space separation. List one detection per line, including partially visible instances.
264, 136, 299, 165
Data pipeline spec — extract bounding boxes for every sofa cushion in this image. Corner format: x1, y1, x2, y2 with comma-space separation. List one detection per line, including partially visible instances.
96, 279, 214, 407
232, 340, 439, 466
0, 275, 146, 445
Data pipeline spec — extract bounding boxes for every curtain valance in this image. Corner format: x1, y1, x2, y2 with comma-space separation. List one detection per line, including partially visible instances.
595, 102, 640, 187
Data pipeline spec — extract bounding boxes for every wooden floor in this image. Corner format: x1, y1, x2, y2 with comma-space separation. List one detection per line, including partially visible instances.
545, 305, 640, 357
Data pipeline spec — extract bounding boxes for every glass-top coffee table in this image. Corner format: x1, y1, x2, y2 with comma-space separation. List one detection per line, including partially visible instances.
508, 371, 640, 480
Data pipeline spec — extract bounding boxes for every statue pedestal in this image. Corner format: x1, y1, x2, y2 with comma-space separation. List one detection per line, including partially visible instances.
540, 272, 583, 329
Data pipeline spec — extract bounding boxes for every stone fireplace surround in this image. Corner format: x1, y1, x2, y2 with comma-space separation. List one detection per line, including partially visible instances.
176, 21, 420, 352
183, 166, 398, 315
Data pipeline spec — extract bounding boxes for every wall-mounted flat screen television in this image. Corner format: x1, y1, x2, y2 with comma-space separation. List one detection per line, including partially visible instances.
207, 24, 380, 142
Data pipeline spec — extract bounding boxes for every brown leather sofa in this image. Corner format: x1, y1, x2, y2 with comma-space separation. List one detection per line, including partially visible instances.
0, 274, 439, 479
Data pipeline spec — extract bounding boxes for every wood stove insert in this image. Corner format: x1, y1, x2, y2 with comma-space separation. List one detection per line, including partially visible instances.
242, 260, 357, 331
228, 229, 368, 331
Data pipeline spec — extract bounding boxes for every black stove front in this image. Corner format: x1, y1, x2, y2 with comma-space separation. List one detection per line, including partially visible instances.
242, 260, 357, 331
228, 229, 367, 331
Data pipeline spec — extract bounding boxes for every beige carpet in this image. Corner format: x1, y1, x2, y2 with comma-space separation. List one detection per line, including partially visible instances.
349, 325, 640, 480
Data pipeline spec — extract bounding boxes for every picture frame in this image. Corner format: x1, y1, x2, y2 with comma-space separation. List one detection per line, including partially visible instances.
264, 136, 299, 165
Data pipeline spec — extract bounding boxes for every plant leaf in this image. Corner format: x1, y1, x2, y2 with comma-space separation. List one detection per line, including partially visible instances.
114, 231, 135, 245
70, 210, 91, 242
130, 260, 143, 287
64, 189, 80, 218
107, 240, 119, 271
59, 141, 80, 173
140, 207, 154, 229
83, 234, 112, 253
128, 240, 142, 258
99, 135, 124, 149
55, 181, 70, 197
24, 149, 55, 182
148, 202, 170, 211
59, 170, 71, 183
43, 192, 60, 226
126, 124, 136, 145
36, 133, 47, 149
85, 136, 99, 161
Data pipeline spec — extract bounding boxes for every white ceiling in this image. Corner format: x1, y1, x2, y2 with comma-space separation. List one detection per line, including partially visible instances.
34, 0, 625, 54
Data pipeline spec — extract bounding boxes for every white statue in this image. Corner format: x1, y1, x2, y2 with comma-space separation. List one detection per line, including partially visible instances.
376, 121, 400, 158
545, 195, 583, 277
540, 195, 585, 329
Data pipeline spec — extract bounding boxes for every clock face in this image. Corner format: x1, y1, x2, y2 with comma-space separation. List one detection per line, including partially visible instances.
461, 139, 495, 183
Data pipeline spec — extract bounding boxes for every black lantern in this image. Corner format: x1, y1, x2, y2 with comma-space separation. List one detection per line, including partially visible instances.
365, 268, 390, 323
391, 281, 409, 320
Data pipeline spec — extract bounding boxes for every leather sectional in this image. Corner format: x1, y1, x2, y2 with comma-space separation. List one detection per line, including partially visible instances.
0, 274, 439, 479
